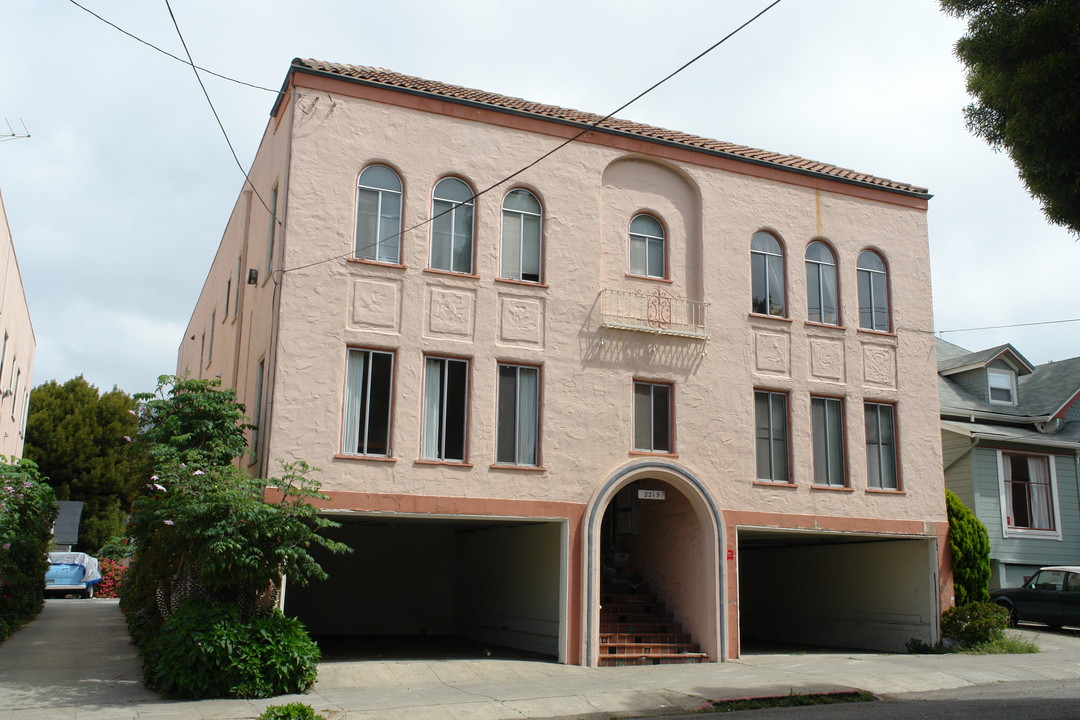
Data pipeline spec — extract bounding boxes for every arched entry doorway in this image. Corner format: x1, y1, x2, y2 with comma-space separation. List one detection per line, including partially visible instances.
584, 462, 723, 666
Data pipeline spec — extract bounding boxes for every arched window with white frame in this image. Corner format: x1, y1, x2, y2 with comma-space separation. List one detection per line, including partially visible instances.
355, 165, 402, 264
501, 189, 542, 282
430, 177, 475, 274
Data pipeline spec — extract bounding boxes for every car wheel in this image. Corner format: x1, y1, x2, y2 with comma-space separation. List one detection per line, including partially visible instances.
83, 586, 94, 599
996, 601, 1017, 627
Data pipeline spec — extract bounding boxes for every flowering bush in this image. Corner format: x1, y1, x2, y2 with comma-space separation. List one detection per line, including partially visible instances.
95, 558, 126, 599
0, 457, 57, 643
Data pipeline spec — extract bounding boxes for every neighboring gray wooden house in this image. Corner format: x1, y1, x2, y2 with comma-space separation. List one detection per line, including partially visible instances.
938, 338, 1080, 589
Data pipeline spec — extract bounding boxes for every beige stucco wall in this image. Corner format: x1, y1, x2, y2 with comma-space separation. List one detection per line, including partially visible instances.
0, 191, 35, 459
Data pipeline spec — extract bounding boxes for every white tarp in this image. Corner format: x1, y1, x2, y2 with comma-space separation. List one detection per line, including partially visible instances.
47, 552, 101, 583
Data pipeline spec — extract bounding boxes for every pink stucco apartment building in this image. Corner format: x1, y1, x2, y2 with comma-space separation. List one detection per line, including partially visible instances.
179, 59, 951, 666
0, 190, 35, 460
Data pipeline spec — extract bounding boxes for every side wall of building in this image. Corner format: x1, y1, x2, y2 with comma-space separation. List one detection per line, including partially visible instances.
0, 191, 36, 458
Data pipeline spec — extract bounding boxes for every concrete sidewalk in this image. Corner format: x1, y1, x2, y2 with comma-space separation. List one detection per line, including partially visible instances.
4, 600, 1080, 720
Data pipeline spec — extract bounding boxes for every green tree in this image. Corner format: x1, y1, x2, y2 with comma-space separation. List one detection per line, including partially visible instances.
24, 377, 141, 551
941, 0, 1080, 235
946, 489, 992, 605
0, 457, 57, 641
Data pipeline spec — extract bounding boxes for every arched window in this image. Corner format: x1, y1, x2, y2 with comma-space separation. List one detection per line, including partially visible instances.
750, 232, 785, 316
355, 165, 402, 264
857, 250, 890, 331
501, 189, 542, 282
805, 241, 838, 325
628, 214, 665, 278
430, 177, 474, 274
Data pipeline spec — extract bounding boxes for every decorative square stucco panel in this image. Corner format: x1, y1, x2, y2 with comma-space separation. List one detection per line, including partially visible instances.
498, 295, 545, 348
809, 338, 845, 382
426, 286, 476, 340
350, 279, 401, 333
754, 332, 790, 376
862, 344, 897, 388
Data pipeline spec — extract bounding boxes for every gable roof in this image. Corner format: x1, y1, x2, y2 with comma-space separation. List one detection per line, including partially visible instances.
287, 59, 930, 198
937, 341, 1034, 376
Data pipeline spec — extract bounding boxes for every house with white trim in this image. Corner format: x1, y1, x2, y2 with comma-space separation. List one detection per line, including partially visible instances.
179, 59, 951, 665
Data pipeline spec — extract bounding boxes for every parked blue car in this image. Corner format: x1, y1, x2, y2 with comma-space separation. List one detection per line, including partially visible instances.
44, 552, 101, 599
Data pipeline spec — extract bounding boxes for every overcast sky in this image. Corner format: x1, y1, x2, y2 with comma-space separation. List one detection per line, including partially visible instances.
2, 0, 1076, 395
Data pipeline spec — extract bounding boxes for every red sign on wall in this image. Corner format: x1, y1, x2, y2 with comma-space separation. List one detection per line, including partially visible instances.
726, 549, 734, 560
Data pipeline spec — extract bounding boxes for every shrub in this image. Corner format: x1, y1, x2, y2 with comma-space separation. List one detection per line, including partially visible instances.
258, 703, 326, 720
143, 600, 320, 699
95, 557, 126, 599
97, 535, 136, 561
941, 601, 1008, 647
946, 489, 991, 605
0, 458, 57, 643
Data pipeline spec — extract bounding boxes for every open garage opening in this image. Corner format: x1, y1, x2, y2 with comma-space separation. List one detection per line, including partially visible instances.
284, 513, 566, 663
737, 528, 938, 654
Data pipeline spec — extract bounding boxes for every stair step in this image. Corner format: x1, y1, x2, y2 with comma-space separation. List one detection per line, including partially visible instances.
600, 633, 692, 644
602, 643, 701, 655
600, 603, 664, 614
598, 653, 709, 667
601, 593, 659, 604
600, 622, 679, 634
599, 612, 674, 624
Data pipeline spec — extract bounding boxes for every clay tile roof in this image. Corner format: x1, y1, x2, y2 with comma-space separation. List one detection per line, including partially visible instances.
290, 59, 929, 197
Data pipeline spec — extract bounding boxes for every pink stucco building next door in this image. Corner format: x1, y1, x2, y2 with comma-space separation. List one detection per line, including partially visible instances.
179, 59, 952, 666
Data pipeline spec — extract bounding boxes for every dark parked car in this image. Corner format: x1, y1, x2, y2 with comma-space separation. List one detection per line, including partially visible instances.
990, 566, 1080, 629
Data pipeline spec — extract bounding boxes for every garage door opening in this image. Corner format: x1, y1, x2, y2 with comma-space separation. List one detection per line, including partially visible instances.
284, 513, 565, 663
737, 528, 938, 654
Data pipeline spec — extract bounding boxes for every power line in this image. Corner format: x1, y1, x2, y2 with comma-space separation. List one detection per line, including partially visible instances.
67, 0, 290, 96
163, 0, 276, 221
938, 317, 1080, 335
281, 0, 785, 276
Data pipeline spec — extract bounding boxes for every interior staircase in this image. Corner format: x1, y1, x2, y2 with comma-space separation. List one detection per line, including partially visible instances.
598, 559, 709, 666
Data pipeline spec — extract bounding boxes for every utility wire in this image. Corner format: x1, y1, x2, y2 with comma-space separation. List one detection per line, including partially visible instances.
67, 0, 292, 96
163, 0, 276, 221
282, 0, 785, 276
938, 317, 1080, 335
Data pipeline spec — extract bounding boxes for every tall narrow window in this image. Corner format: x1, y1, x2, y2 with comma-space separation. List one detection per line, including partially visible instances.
234, 256, 242, 315
805, 241, 838, 325
430, 178, 474, 274
355, 165, 403, 264
628, 214, 665, 278
252, 359, 265, 458
496, 364, 539, 465
751, 232, 785, 316
208, 311, 215, 364
633, 381, 672, 453
501, 189, 542, 282
865, 402, 897, 489
342, 349, 394, 456
1002, 452, 1055, 531
811, 397, 845, 486
422, 357, 469, 461
0, 332, 8, 385
225, 278, 231, 318
857, 250, 890, 331
754, 390, 789, 482
199, 333, 205, 376
266, 185, 278, 274
10, 368, 18, 418
988, 368, 1017, 404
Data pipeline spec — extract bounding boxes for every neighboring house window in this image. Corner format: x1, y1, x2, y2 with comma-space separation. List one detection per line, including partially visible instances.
864, 402, 897, 489
501, 189, 542, 282
355, 165, 403, 264
628, 214, 665, 279
422, 356, 469, 461
1001, 452, 1057, 533
496, 364, 539, 466
751, 232, 786, 317
811, 396, 845, 486
805, 241, 838, 325
633, 381, 672, 453
252, 358, 264, 459
342, 349, 394, 457
430, 178, 474, 274
857, 250, 890, 331
988, 368, 1017, 405
266, 184, 278, 274
754, 390, 789, 483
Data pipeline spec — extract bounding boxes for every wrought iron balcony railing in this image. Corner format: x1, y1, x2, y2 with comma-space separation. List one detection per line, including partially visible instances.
599, 288, 710, 340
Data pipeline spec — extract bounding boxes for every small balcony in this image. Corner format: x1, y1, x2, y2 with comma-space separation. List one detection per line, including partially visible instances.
599, 288, 710, 340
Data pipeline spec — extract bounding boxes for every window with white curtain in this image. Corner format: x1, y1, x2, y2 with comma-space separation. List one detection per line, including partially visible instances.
864, 402, 897, 489
501, 190, 542, 282
754, 390, 789, 483
751, 232, 786, 317
628, 214, 665, 278
355, 165, 403, 264
805, 241, 838, 325
496, 364, 539, 465
342, 349, 394, 456
634, 381, 672, 453
857, 250, 890, 331
811, 396, 845, 486
422, 356, 469, 461
1002, 452, 1057, 533
430, 178, 474, 274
